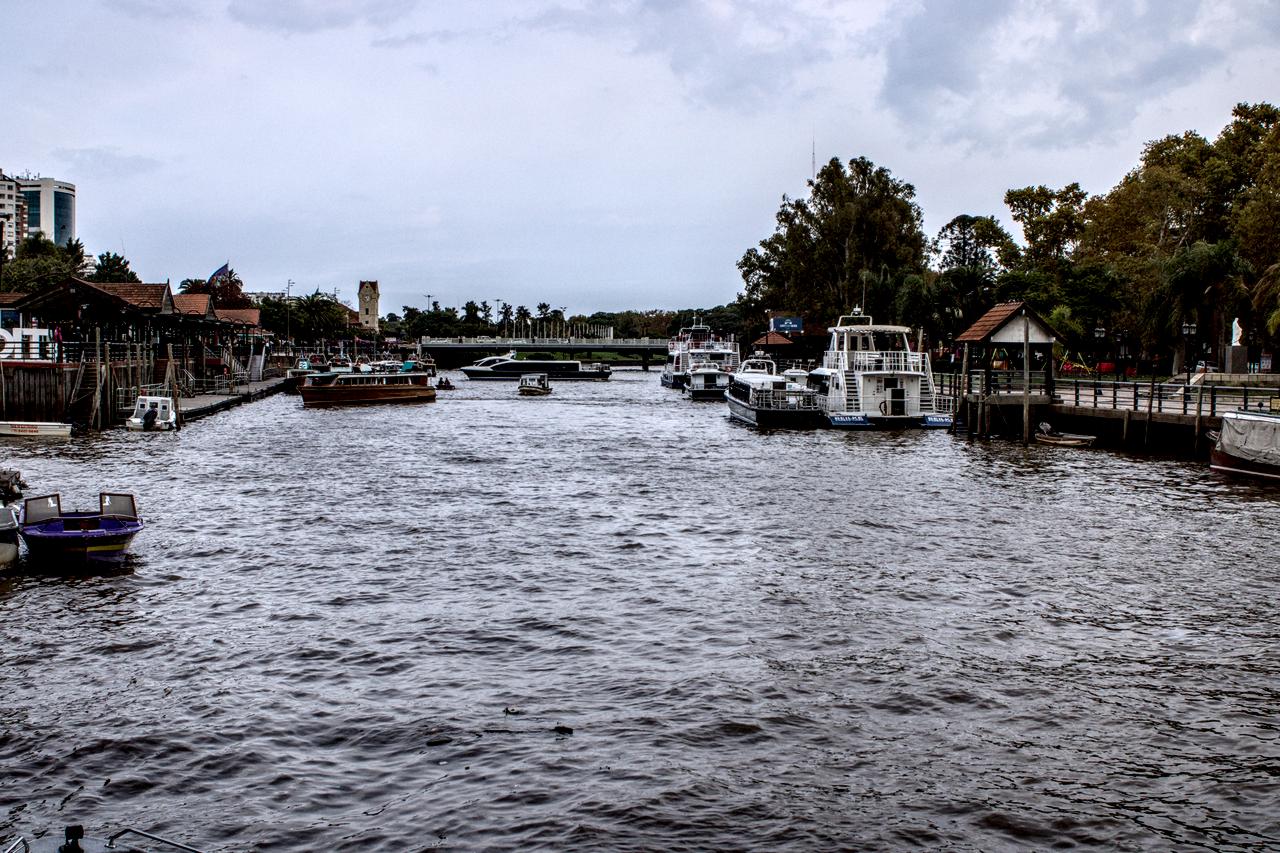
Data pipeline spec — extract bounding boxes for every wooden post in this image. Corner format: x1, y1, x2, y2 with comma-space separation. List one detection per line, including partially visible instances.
1144, 373, 1156, 446
1194, 379, 1206, 452
167, 344, 182, 430
953, 342, 970, 435
1022, 313, 1031, 446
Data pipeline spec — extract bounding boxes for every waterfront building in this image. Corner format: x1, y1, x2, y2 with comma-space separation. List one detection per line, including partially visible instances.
358, 280, 379, 332
15, 175, 75, 246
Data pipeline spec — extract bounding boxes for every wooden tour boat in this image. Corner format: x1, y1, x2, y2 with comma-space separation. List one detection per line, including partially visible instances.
298, 370, 437, 407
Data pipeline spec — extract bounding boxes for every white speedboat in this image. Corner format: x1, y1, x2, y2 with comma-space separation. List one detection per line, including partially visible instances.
0, 421, 72, 437
125, 396, 178, 431
661, 318, 740, 388
725, 353, 821, 428
462, 352, 610, 380
807, 313, 952, 429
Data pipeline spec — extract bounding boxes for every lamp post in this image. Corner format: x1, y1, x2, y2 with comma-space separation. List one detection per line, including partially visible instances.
285, 279, 293, 350
1094, 326, 1105, 376
1181, 321, 1197, 384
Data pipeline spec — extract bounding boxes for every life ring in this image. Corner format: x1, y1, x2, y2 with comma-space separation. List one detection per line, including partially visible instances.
879, 400, 888, 415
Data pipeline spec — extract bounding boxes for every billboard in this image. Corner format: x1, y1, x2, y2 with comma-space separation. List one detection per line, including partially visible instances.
770, 316, 803, 333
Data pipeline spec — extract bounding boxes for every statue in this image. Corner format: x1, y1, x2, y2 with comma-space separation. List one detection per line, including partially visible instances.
1232, 318, 1244, 346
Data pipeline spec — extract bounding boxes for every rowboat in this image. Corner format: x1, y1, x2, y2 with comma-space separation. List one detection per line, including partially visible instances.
1035, 422, 1095, 447
20, 492, 144, 565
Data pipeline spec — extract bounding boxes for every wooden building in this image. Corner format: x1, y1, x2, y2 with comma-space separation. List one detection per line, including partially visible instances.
954, 301, 1059, 443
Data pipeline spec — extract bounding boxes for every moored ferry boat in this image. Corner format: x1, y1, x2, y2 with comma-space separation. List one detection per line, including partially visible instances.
461, 352, 610, 380
726, 353, 821, 428
661, 319, 740, 388
1209, 409, 1280, 481
807, 314, 951, 429
298, 371, 437, 407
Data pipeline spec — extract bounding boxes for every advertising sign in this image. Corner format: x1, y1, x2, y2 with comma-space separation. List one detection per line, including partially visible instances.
0, 328, 54, 361
770, 316, 803, 333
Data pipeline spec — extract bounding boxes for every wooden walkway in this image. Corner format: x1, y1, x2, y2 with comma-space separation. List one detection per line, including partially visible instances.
178, 378, 288, 424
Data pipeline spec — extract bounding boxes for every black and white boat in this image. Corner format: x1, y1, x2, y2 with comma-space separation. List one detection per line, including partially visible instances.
725, 354, 822, 428
808, 313, 952, 429
461, 352, 611, 381
1210, 409, 1280, 481
685, 362, 730, 401
661, 319, 740, 388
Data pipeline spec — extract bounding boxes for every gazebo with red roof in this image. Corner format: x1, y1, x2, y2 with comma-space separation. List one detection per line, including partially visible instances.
954, 301, 1059, 442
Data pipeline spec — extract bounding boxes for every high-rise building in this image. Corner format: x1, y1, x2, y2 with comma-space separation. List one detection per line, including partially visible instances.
17, 176, 76, 246
358, 280, 379, 332
0, 170, 29, 257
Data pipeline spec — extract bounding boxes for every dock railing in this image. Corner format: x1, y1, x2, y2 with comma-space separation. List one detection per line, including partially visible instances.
1053, 377, 1280, 417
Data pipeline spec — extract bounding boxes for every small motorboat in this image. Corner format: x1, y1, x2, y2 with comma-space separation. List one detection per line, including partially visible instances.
436, 375, 457, 390
5, 823, 206, 852
0, 421, 72, 437
517, 373, 552, 396
125, 395, 178, 431
0, 469, 24, 567
20, 492, 144, 565
1035, 422, 1095, 447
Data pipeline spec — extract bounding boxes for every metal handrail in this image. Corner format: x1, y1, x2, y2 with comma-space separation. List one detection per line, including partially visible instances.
3, 838, 29, 853
107, 827, 206, 853
822, 350, 925, 372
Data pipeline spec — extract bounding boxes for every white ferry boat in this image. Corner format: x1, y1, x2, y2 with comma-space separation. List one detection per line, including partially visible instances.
685, 362, 731, 401
661, 320, 740, 389
807, 314, 951, 429
726, 353, 821, 428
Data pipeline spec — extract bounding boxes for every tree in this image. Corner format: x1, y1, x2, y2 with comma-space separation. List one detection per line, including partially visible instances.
1, 235, 92, 292
88, 251, 141, 283
179, 269, 253, 308
288, 290, 350, 343
738, 155, 927, 326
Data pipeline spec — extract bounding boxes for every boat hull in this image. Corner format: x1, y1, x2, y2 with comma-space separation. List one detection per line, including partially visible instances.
687, 387, 726, 401
22, 529, 140, 564
661, 372, 687, 389
1209, 446, 1280, 481
518, 388, 551, 396
727, 396, 822, 429
0, 421, 72, 437
827, 413, 952, 429
0, 528, 17, 567
298, 385, 437, 407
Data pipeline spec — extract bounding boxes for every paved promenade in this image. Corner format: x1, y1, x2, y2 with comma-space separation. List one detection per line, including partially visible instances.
178, 377, 287, 423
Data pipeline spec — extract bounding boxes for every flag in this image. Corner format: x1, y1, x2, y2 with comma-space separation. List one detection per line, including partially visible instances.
207, 262, 229, 285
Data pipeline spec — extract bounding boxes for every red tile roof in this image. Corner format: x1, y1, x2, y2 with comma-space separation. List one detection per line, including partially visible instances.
85, 282, 172, 312
956, 302, 1025, 343
0, 292, 26, 307
752, 331, 794, 346
173, 293, 213, 316
214, 308, 260, 327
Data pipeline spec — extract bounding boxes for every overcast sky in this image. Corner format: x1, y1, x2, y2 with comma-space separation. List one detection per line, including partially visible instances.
7, 0, 1278, 316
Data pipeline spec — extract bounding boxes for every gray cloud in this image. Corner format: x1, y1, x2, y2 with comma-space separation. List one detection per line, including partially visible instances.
227, 0, 418, 34
527, 0, 839, 107
53, 147, 162, 180
879, 0, 1229, 147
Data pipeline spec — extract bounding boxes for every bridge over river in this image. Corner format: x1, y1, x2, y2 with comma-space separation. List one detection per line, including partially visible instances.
417, 336, 669, 368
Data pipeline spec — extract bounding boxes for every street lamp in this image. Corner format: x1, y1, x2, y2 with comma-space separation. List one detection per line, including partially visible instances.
1094, 326, 1105, 375
1181, 321, 1197, 384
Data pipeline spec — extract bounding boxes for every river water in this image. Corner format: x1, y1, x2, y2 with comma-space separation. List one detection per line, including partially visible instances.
1, 370, 1278, 851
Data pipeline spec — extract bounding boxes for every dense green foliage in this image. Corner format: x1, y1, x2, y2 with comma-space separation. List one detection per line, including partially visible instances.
258, 290, 351, 343
736, 102, 1280, 368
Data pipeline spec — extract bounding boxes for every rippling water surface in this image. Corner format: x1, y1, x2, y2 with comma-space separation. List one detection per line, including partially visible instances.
2, 371, 1278, 851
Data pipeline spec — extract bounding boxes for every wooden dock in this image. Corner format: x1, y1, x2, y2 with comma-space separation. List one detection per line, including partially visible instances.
178, 378, 288, 424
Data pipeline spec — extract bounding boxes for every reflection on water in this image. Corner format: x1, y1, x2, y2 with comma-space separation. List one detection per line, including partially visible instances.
1, 371, 1278, 851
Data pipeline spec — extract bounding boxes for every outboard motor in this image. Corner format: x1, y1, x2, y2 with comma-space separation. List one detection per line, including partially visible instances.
0, 469, 26, 504
142, 406, 159, 430
59, 824, 85, 853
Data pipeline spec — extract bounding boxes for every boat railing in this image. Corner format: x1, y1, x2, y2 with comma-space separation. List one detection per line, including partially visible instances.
822, 351, 924, 373
750, 387, 820, 411
114, 382, 172, 413
4, 838, 29, 853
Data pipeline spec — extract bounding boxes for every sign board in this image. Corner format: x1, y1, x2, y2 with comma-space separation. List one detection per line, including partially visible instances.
770, 316, 803, 333
0, 328, 54, 361
1262, 352, 1272, 372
